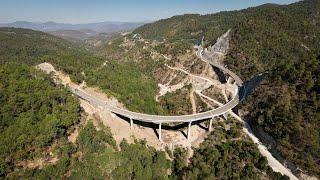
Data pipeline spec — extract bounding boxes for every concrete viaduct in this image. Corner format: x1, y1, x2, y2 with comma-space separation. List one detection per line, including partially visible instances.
68, 47, 246, 141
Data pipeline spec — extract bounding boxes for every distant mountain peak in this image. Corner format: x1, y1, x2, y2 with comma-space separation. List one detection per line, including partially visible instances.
257, 3, 281, 8
0, 21, 145, 34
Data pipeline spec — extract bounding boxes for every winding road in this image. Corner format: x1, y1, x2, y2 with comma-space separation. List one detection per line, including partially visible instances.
68, 45, 245, 124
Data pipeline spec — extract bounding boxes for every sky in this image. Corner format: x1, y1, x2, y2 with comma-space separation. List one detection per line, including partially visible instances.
0, 0, 300, 24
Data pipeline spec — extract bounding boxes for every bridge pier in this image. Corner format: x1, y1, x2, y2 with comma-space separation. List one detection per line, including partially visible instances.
222, 113, 228, 120
158, 123, 162, 141
227, 76, 231, 84
208, 118, 213, 131
227, 76, 236, 85
130, 118, 133, 129
187, 122, 192, 140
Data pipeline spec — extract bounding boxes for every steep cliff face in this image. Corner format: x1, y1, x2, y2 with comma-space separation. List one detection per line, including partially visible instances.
208, 29, 231, 56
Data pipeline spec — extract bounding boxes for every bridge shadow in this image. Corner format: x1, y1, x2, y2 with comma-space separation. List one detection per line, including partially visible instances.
179, 119, 211, 138
153, 128, 160, 139
195, 119, 209, 130
212, 66, 227, 83
114, 113, 163, 140
241, 73, 266, 101
115, 113, 156, 129
110, 73, 266, 141
114, 113, 211, 139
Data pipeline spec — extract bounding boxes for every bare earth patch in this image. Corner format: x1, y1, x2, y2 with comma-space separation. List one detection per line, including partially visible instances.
37, 62, 210, 151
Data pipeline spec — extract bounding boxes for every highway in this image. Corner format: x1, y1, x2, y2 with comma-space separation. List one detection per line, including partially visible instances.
68, 47, 245, 124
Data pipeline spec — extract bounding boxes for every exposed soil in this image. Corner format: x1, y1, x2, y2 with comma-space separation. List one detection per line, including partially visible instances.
37, 62, 211, 151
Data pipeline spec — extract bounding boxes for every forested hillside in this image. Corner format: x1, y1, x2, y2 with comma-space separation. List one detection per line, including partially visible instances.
0, 27, 102, 82
135, 0, 320, 176
168, 118, 288, 179
0, 29, 171, 178
226, 1, 320, 176
0, 28, 165, 177
0, 63, 81, 176
0, 28, 164, 114
5, 114, 287, 179
7, 122, 171, 179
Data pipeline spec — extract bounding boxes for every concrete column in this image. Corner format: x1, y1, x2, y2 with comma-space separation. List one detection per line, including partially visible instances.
227, 76, 233, 84
223, 113, 228, 120
201, 36, 204, 47
130, 118, 133, 129
208, 118, 213, 131
187, 122, 192, 140
159, 123, 162, 141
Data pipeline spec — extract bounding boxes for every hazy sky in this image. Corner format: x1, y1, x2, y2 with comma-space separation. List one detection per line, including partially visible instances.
0, 0, 300, 24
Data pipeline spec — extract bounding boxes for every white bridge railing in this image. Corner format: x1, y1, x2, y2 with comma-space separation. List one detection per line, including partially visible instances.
68, 48, 245, 124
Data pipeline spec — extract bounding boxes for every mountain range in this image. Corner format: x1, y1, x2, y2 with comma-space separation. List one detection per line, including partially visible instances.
0, 21, 145, 33
0, 21, 146, 41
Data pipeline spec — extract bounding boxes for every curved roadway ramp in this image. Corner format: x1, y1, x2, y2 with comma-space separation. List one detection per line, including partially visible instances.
68, 48, 247, 141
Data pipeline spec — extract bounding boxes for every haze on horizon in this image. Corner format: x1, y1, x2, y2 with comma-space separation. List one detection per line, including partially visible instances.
1, 0, 299, 24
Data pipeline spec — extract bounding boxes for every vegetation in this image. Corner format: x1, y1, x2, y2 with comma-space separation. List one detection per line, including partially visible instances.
154, 41, 192, 56
159, 85, 193, 115
170, 118, 289, 180
7, 122, 171, 179
0, 27, 165, 114
134, 13, 241, 43
0, 28, 173, 179
186, 140, 285, 179
0, 63, 81, 176
0, 27, 104, 82
225, 1, 320, 175
85, 60, 165, 114
113, 139, 170, 179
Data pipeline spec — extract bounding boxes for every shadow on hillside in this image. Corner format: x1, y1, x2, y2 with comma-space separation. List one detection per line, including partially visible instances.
242, 73, 266, 100
114, 113, 213, 139
212, 66, 227, 83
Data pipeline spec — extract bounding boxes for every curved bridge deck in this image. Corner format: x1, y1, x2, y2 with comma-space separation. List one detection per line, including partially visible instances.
68, 47, 245, 140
